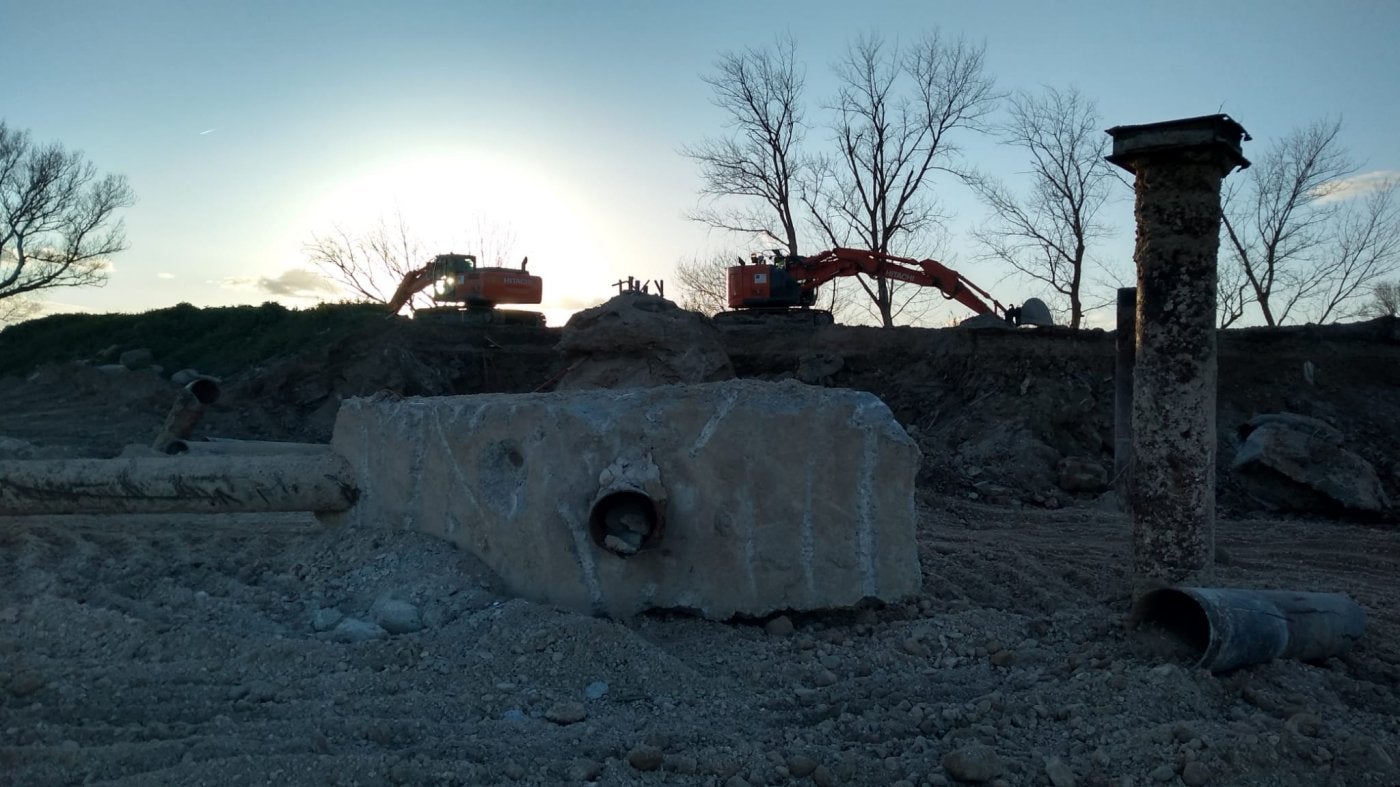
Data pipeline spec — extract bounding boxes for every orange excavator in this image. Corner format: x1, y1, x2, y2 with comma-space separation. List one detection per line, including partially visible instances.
387, 253, 544, 326
719, 247, 1052, 327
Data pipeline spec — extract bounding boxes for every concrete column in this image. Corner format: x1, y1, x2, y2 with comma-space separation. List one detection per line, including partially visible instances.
1105, 115, 1250, 592
1113, 286, 1136, 501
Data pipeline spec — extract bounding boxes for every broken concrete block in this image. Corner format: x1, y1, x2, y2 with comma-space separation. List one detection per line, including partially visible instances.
1232, 413, 1391, 516
329, 379, 922, 619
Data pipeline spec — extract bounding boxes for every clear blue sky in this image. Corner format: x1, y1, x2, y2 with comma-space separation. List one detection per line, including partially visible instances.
6, 0, 1399, 326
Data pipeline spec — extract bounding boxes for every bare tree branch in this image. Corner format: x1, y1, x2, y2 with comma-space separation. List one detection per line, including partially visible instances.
682, 34, 809, 256
304, 212, 430, 307
1220, 118, 1355, 325
0, 121, 134, 301
966, 86, 1113, 329
1307, 177, 1400, 322
807, 31, 998, 326
1364, 279, 1399, 317
673, 254, 733, 316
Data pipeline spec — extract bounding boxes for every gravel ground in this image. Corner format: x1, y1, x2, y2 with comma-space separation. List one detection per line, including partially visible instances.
2, 316, 1397, 785
3, 499, 1397, 786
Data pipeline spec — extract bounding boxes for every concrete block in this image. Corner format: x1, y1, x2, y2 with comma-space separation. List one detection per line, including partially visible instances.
330, 379, 922, 618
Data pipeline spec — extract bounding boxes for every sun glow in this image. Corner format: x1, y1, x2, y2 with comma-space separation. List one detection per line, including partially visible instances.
301, 150, 612, 323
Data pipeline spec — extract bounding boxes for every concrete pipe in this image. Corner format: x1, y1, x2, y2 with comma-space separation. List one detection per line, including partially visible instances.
152, 377, 222, 453
588, 455, 667, 557
1133, 586, 1367, 672
166, 439, 334, 457
589, 484, 665, 557
0, 453, 358, 516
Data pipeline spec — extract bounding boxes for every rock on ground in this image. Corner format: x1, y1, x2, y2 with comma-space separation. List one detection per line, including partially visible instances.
555, 293, 734, 389
1232, 412, 1391, 516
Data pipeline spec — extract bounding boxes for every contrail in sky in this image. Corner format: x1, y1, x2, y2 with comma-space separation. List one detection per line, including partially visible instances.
199, 128, 216, 135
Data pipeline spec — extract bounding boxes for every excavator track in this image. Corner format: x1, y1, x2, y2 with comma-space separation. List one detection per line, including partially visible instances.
712, 308, 835, 328
414, 307, 546, 328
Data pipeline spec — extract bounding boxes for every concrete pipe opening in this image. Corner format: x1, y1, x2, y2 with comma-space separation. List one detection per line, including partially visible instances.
187, 377, 221, 405
1132, 588, 1213, 667
589, 489, 663, 558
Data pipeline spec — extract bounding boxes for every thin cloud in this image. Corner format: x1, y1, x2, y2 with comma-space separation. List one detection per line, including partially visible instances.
223, 268, 340, 298
1314, 170, 1400, 204
157, 272, 175, 280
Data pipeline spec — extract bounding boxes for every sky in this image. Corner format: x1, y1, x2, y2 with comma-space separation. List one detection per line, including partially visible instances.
5, 0, 1399, 327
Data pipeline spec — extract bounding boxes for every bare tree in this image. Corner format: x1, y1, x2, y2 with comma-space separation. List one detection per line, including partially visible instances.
673, 254, 732, 316
305, 213, 426, 306
683, 34, 808, 256
0, 292, 40, 325
805, 31, 998, 326
1365, 279, 1399, 317
965, 87, 1113, 329
1220, 119, 1355, 326
1306, 178, 1400, 322
304, 214, 518, 311
0, 122, 134, 303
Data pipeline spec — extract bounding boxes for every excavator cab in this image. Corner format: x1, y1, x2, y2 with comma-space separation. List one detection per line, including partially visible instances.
727, 251, 817, 309
428, 253, 479, 302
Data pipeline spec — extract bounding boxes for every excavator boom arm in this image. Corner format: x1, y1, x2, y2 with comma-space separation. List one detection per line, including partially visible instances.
386, 266, 435, 315
789, 247, 1008, 318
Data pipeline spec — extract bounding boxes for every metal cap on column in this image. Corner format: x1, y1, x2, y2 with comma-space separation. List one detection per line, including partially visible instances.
1105, 114, 1249, 596
1106, 114, 1251, 174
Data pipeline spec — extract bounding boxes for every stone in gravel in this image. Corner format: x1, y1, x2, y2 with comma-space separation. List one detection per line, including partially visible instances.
765, 615, 795, 636
901, 637, 929, 656
787, 754, 820, 777
311, 607, 344, 632
941, 745, 1002, 783
501, 708, 527, 723
371, 597, 424, 635
8, 672, 45, 697
119, 348, 154, 370
545, 701, 587, 725
812, 669, 838, 687
584, 680, 609, 700
628, 744, 664, 771
330, 617, 387, 642
1286, 711, 1321, 737
566, 759, 603, 781
1044, 756, 1075, 787
664, 753, 698, 774
1149, 763, 1176, 781
812, 765, 836, 787
1181, 761, 1211, 786
989, 649, 1016, 667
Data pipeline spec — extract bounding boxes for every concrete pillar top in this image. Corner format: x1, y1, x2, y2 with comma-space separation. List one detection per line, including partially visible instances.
1105, 114, 1251, 174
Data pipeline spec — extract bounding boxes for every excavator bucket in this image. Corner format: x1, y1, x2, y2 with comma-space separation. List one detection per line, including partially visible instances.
1017, 298, 1055, 327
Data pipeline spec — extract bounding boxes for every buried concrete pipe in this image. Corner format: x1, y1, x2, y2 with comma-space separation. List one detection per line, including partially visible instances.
164, 438, 335, 457
1132, 587, 1366, 673
588, 455, 667, 557
0, 453, 358, 516
152, 377, 222, 454
589, 488, 664, 557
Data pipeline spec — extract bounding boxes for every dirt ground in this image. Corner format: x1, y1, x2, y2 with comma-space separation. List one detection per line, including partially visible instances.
2, 315, 1399, 786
